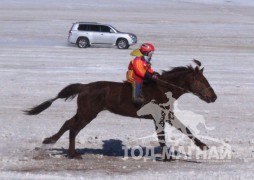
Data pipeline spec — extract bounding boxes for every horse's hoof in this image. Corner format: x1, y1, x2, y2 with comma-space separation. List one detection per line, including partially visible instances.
42, 137, 56, 144
162, 156, 176, 162
199, 144, 209, 151
68, 153, 82, 159
156, 156, 176, 162
195, 139, 209, 150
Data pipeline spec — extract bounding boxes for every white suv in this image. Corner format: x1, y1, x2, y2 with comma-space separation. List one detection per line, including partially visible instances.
68, 22, 137, 49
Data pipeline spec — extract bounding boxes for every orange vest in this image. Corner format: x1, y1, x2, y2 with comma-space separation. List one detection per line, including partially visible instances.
126, 57, 154, 83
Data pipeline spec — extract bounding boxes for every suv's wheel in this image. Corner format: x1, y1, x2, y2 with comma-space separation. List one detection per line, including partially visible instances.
117, 38, 129, 49
77, 37, 89, 48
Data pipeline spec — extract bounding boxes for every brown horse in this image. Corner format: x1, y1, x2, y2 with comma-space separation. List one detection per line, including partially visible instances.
25, 60, 217, 159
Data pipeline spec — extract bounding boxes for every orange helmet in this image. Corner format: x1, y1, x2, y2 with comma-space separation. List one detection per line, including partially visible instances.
140, 43, 155, 55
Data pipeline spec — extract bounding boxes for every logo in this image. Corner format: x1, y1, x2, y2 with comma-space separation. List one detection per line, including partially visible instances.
122, 92, 231, 162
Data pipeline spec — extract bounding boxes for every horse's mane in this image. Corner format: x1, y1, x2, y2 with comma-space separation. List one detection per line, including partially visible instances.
161, 60, 201, 77
161, 65, 195, 77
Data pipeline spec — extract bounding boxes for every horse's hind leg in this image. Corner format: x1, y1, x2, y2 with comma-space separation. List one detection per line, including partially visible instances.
68, 128, 82, 158
68, 111, 104, 157
43, 116, 75, 144
67, 116, 94, 159
67, 90, 106, 158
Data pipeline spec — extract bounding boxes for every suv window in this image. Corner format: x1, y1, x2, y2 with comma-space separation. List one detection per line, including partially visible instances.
78, 24, 101, 32
88, 25, 100, 32
78, 24, 88, 31
100, 25, 111, 33
77, 24, 113, 33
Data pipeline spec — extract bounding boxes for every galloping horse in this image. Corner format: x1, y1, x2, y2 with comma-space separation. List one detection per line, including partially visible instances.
25, 60, 217, 159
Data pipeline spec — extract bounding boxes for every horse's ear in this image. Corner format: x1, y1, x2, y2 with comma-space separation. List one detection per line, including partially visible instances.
200, 67, 204, 74
195, 66, 200, 73
194, 66, 204, 74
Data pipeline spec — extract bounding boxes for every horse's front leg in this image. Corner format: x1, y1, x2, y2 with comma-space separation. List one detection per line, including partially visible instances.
169, 115, 209, 150
185, 127, 209, 150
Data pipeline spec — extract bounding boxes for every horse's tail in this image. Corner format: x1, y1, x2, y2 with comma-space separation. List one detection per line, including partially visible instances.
24, 83, 84, 115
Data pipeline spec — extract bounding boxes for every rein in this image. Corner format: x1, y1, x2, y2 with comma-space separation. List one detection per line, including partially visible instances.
156, 78, 212, 98
156, 78, 190, 92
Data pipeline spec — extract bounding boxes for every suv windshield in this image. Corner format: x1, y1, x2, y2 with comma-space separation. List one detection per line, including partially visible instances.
109, 25, 120, 33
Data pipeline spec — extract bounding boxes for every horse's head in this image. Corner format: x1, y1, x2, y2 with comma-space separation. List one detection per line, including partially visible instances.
186, 61, 217, 103
160, 60, 217, 103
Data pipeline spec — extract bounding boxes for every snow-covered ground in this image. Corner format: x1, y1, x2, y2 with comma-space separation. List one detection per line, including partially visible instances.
0, 0, 254, 179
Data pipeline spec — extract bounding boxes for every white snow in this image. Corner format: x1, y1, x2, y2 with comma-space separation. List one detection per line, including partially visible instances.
0, 0, 254, 179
